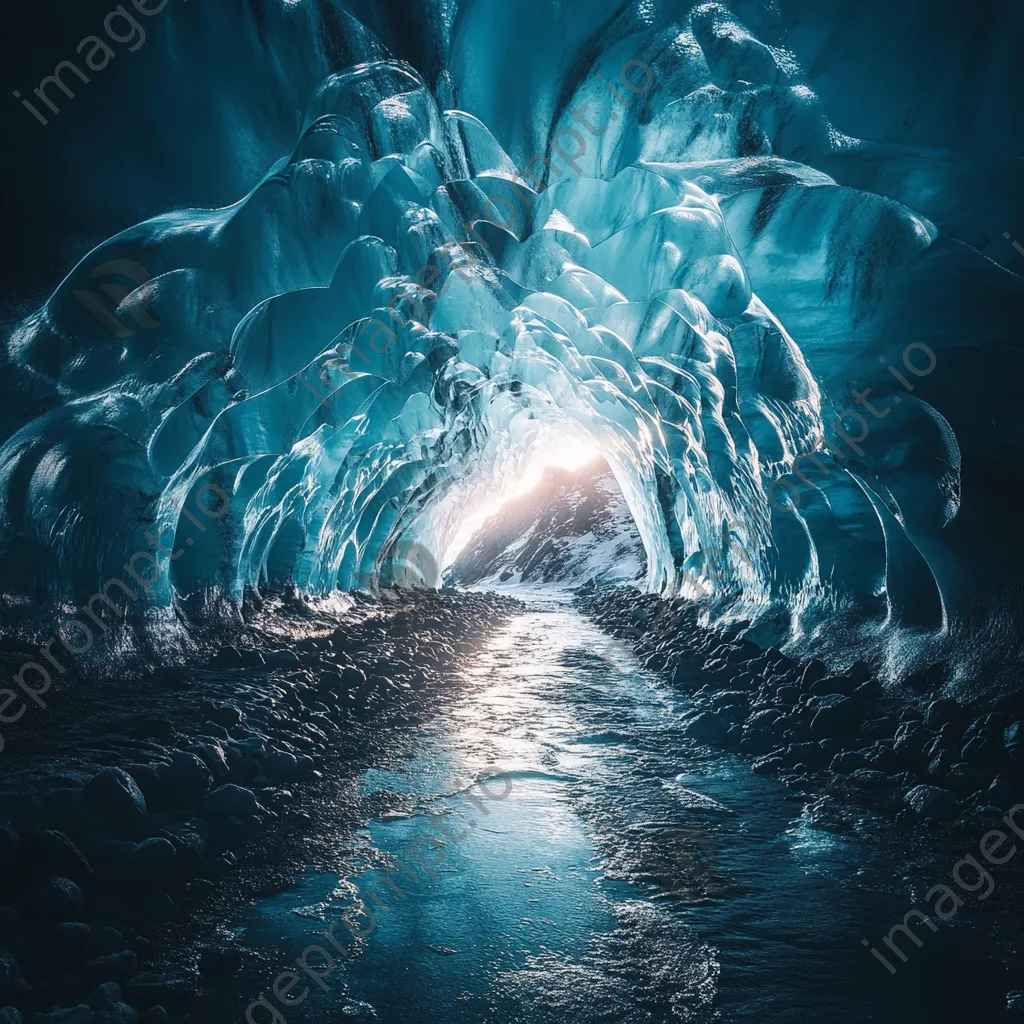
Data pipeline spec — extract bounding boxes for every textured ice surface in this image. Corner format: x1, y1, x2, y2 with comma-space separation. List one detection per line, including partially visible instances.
3, 0, 1016, 660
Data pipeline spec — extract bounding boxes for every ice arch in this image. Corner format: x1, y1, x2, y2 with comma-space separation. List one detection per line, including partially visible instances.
0, 4, 966, 648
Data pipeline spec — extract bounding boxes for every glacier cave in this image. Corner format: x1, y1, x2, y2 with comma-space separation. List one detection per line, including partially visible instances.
1, 1, 1022, 1022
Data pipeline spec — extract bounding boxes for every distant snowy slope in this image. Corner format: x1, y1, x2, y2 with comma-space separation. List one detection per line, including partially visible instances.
446, 459, 646, 588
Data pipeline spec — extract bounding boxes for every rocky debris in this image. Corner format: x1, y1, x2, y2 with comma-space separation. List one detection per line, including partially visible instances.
576, 585, 1024, 833
83, 771, 147, 834
683, 712, 728, 746
0, 587, 523, 1024
904, 784, 958, 821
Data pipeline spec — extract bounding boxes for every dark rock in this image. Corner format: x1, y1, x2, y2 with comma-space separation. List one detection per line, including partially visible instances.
848, 770, 890, 789
785, 741, 830, 769
156, 820, 208, 867
35, 1006, 93, 1024
861, 711, 896, 740
926, 751, 956, 781
0, 1007, 21, 1024
831, 751, 871, 774
844, 660, 873, 686
340, 666, 365, 688
893, 723, 935, 762
904, 784, 958, 821
810, 696, 864, 738
741, 709, 787, 753
84, 769, 147, 831
140, 1009, 166, 1024
211, 646, 246, 668
28, 831, 93, 884
125, 973, 196, 1005
90, 927, 123, 956
203, 703, 243, 730
903, 663, 948, 694
129, 838, 177, 876
39, 876, 84, 922
88, 951, 138, 987
855, 679, 885, 700
799, 660, 827, 690
752, 755, 784, 775
925, 698, 962, 730
683, 712, 727, 746
132, 719, 175, 742
47, 922, 92, 964
85, 983, 122, 1011
809, 675, 858, 697
263, 650, 302, 670
0, 954, 26, 998
189, 743, 231, 783
946, 762, 986, 796
988, 778, 1012, 808
202, 785, 261, 823
961, 734, 998, 767
265, 750, 299, 781
95, 1003, 137, 1024
159, 752, 214, 808
1005, 721, 1024, 760
130, 890, 177, 924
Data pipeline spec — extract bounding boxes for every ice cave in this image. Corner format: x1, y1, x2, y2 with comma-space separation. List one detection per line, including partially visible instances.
1, 1, 1023, 1022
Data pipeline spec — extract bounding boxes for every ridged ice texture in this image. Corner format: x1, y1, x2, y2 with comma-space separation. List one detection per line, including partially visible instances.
0, 2, 961, 643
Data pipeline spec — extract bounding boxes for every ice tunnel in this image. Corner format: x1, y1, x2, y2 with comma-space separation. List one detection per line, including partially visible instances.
2, 0, 1020, 657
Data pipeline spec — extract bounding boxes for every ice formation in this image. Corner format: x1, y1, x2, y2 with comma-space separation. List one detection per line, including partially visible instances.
4, 0, 1007, 653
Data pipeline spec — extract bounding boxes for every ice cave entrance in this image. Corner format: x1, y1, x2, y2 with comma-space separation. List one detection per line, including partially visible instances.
441, 436, 600, 568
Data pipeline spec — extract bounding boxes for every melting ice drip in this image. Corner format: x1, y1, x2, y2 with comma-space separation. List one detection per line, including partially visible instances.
0, 3, 959, 641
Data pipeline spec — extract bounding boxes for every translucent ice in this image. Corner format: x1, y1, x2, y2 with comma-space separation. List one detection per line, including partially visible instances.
3, 0, 994, 657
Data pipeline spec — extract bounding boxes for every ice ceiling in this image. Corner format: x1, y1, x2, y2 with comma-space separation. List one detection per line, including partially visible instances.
3, 0, 1008, 649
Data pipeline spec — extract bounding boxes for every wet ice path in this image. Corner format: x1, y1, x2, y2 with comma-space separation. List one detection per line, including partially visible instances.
214, 595, 989, 1023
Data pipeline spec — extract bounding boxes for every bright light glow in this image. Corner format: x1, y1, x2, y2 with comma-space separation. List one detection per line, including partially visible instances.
442, 437, 600, 567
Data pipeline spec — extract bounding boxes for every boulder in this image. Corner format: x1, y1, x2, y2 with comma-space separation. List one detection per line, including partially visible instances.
785, 741, 831, 770
810, 696, 864, 738
809, 675, 858, 697
88, 951, 138, 987
752, 755, 784, 775
85, 983, 123, 1011
160, 752, 214, 807
799, 660, 827, 690
683, 712, 727, 746
38, 876, 84, 922
848, 770, 890, 789
831, 751, 871, 774
129, 838, 177, 876
1005, 721, 1024, 760
265, 751, 299, 781
125, 972, 196, 1005
48, 922, 92, 964
903, 663, 948, 694
903, 784, 958, 821
893, 723, 934, 762
202, 785, 261, 823
84, 769, 147, 831
925, 698, 962, 730
35, 1007, 93, 1024
28, 831, 93, 884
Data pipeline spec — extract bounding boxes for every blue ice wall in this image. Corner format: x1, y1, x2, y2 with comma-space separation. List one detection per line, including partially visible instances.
2, 0, 1022, 666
